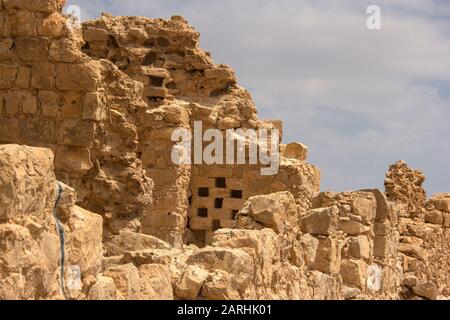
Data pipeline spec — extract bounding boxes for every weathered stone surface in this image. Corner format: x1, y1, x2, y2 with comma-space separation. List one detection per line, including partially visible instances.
412, 282, 439, 300
301, 206, 338, 235
88, 276, 117, 300
281, 142, 308, 161
0, 2, 449, 301
67, 206, 103, 276
0, 144, 104, 300
385, 161, 426, 218
236, 191, 298, 234
175, 265, 209, 300
104, 263, 141, 300
340, 259, 367, 289
0, 145, 54, 223
105, 230, 172, 256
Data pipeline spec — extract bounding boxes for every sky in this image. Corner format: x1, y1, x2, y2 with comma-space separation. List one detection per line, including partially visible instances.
65, 0, 450, 195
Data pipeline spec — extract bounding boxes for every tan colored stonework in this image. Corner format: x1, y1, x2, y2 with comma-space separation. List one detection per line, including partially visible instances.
0, 1, 449, 300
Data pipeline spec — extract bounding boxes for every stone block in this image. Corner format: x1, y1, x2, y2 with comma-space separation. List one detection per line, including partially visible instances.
236, 192, 298, 234
300, 233, 319, 268
55, 63, 101, 91
143, 86, 168, 98
412, 282, 438, 300
15, 37, 48, 62
88, 276, 117, 300
444, 213, 450, 228
20, 119, 57, 144
281, 142, 308, 161
313, 237, 341, 274
301, 206, 338, 235
4, 91, 25, 115
373, 236, 387, 258
0, 145, 55, 222
0, 118, 20, 141
82, 92, 107, 121
37, 12, 67, 37
374, 221, 391, 236
11, 10, 36, 36
0, 39, 14, 61
425, 210, 443, 225
61, 92, 82, 119
15, 67, 30, 89
84, 28, 108, 42
186, 247, 253, 289
434, 198, 450, 213
139, 264, 173, 300
342, 235, 371, 260
49, 38, 82, 63
340, 259, 367, 289
339, 219, 370, 235
55, 146, 93, 174
175, 265, 209, 300
22, 94, 37, 114
189, 217, 213, 231
39, 90, 60, 117
204, 67, 234, 80
105, 230, 171, 256
58, 119, 95, 147
104, 264, 141, 300
223, 198, 245, 210
68, 206, 103, 276
4, 0, 63, 13
0, 64, 17, 89
31, 63, 55, 89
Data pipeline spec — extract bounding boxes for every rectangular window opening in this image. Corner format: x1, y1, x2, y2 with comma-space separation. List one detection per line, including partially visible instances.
198, 208, 208, 217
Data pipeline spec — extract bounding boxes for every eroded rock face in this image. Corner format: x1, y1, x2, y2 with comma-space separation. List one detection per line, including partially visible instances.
1, 0, 154, 235
385, 160, 426, 218
0, 144, 103, 300
0, 2, 449, 301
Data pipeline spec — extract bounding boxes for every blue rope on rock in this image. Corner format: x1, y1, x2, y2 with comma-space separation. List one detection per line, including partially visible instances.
52, 182, 67, 300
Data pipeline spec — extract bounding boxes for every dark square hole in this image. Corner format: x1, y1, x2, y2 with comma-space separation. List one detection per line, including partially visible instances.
215, 178, 226, 188
198, 208, 208, 217
198, 188, 209, 197
212, 219, 221, 231
232, 210, 239, 220
230, 190, 243, 199
215, 198, 223, 209
150, 76, 165, 87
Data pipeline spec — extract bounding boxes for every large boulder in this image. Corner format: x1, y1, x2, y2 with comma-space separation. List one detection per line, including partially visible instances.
236, 191, 299, 234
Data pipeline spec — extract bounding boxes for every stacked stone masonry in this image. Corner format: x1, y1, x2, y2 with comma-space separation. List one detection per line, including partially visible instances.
0, 1, 448, 300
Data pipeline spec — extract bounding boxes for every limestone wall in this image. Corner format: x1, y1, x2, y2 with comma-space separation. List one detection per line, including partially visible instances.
0, 0, 153, 237
0, 1, 449, 300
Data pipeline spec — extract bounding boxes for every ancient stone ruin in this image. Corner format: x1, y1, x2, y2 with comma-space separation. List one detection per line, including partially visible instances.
0, 1, 448, 300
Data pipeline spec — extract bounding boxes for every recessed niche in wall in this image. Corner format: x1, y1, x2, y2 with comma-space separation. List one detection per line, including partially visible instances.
198, 208, 208, 217
230, 190, 243, 198
215, 198, 223, 209
215, 177, 226, 188
198, 188, 209, 197
212, 219, 221, 231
